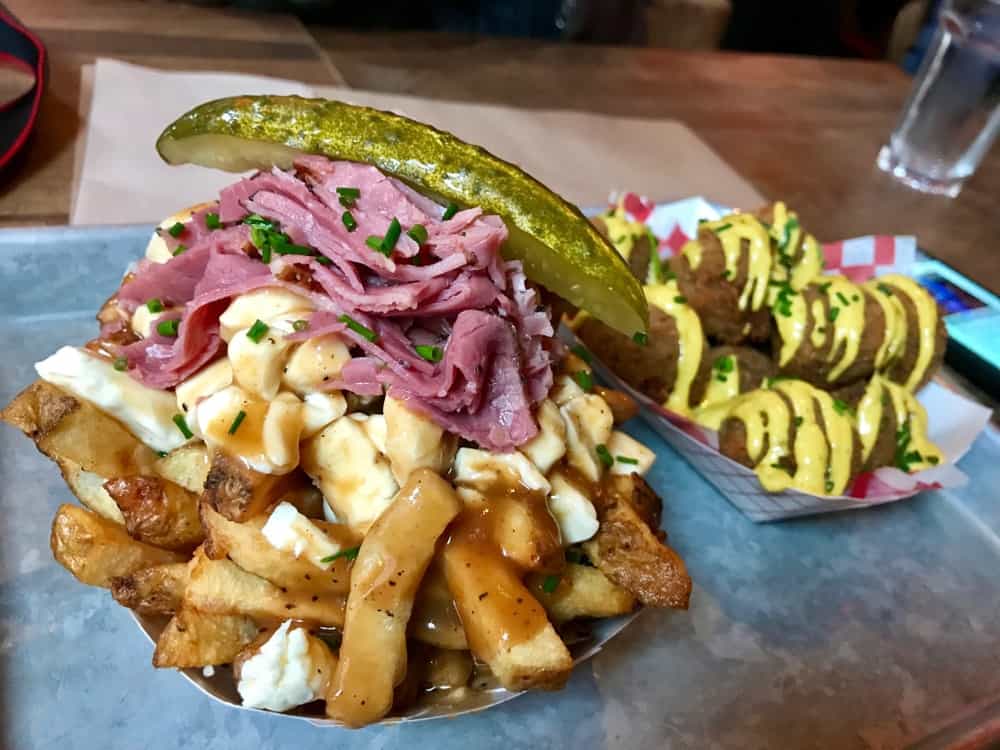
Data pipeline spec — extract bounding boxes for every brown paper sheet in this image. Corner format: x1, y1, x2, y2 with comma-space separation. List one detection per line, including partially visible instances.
71, 59, 763, 225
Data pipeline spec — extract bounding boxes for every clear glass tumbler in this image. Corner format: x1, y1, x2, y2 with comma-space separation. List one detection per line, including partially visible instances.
877, 0, 1000, 197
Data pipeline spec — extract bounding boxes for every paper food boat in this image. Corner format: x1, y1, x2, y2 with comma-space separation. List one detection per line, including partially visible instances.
573, 195, 993, 523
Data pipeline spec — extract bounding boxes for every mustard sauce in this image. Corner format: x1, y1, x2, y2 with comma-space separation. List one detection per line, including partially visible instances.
864, 279, 908, 371
726, 379, 855, 495
768, 202, 823, 290
878, 274, 939, 391
680, 214, 772, 311
644, 282, 704, 414
821, 277, 865, 382
692, 354, 741, 429
856, 374, 943, 469
601, 199, 649, 263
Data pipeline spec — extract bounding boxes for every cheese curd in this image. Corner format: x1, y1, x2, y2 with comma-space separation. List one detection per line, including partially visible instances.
175, 359, 233, 414
349, 413, 388, 455
261, 501, 342, 569
34, 346, 189, 453
218, 289, 313, 342
237, 620, 335, 712
453, 448, 551, 498
130, 304, 179, 339
560, 394, 614, 483
383, 396, 456, 484
606, 430, 656, 476
301, 415, 398, 532
228, 319, 298, 401
549, 374, 587, 407
302, 392, 348, 438
282, 334, 351, 395
547, 472, 599, 544
520, 399, 567, 474
144, 203, 215, 264
194, 385, 303, 474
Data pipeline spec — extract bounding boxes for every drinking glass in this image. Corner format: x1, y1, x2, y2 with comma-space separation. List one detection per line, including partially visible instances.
877, 0, 1000, 197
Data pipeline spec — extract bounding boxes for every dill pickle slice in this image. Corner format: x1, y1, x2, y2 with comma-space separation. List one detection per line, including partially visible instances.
156, 96, 647, 337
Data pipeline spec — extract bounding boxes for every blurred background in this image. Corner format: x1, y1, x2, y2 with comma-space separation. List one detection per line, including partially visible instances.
199, 0, 943, 71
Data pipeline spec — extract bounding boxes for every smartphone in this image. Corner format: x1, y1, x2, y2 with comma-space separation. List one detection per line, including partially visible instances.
910, 257, 1000, 399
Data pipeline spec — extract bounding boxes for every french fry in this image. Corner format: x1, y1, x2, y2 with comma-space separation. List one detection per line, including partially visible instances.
104, 476, 204, 550
326, 469, 462, 727
50, 504, 185, 588
184, 549, 345, 626
202, 448, 302, 522
527, 563, 637, 623
111, 562, 190, 615
200, 503, 357, 595
583, 474, 691, 609
3, 381, 156, 477
153, 443, 210, 494
473, 493, 563, 573
57, 459, 125, 523
153, 607, 259, 668
409, 561, 468, 650
442, 536, 572, 692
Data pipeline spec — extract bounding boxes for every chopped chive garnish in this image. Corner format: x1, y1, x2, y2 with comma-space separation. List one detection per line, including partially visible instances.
113, 356, 128, 371
570, 344, 592, 364
794, 416, 804, 427
342, 211, 357, 232
828, 306, 840, 323
674, 295, 687, 304
320, 546, 360, 563
205, 212, 221, 230
228, 410, 247, 435
338, 314, 377, 342
713, 222, 732, 233
380, 217, 402, 255
415, 344, 443, 363
167, 221, 185, 238
632, 331, 648, 346
157, 319, 179, 337
714, 355, 734, 373
272, 243, 314, 256
243, 214, 274, 229
250, 226, 268, 250
616, 455, 639, 465
716, 375, 727, 382
172, 244, 187, 256
442, 202, 459, 220
852, 294, 860, 302
541, 575, 560, 594
146, 298, 164, 313
832, 398, 850, 416
818, 282, 832, 294
571, 370, 593, 391
365, 235, 385, 253
877, 282, 893, 296
172, 414, 193, 439
336, 187, 360, 207
246, 320, 269, 343
314, 256, 332, 266
596, 443, 614, 468
292, 319, 309, 332
825, 479, 835, 492
664, 269, 677, 281
156, 450, 168, 458
407, 224, 428, 244
928, 455, 940, 465
836, 291, 849, 306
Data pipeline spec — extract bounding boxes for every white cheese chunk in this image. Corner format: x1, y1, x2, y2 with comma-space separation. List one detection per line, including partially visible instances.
550, 374, 587, 406
176, 358, 233, 414
237, 620, 334, 712
548, 472, 599, 545
349, 413, 388, 455
520, 399, 567, 474
383, 396, 456, 484
195, 385, 303, 475
606, 430, 656, 476
560, 394, 614, 483
35, 346, 188, 453
228, 321, 296, 401
261, 501, 342, 569
453, 448, 551, 496
301, 416, 398, 532
144, 203, 216, 264
218, 289, 313, 342
282, 334, 351, 395
302, 392, 347, 438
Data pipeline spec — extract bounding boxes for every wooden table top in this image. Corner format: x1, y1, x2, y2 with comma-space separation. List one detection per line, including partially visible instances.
3, 4, 998, 292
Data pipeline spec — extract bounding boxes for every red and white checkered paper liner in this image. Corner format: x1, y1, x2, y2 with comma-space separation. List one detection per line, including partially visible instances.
582, 194, 993, 522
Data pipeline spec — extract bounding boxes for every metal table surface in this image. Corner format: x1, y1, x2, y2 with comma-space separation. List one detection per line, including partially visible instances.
0, 226, 998, 750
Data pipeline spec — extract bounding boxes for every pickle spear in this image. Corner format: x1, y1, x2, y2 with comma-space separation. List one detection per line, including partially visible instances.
156, 96, 647, 337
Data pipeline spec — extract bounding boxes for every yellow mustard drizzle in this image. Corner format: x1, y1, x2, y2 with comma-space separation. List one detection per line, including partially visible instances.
856, 375, 943, 469
822, 276, 865, 382
878, 274, 939, 391
768, 202, 823, 290
808, 298, 826, 349
773, 285, 809, 367
864, 279, 908, 370
726, 379, 855, 495
601, 199, 648, 263
692, 355, 741, 429
681, 214, 772, 311
644, 282, 704, 415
